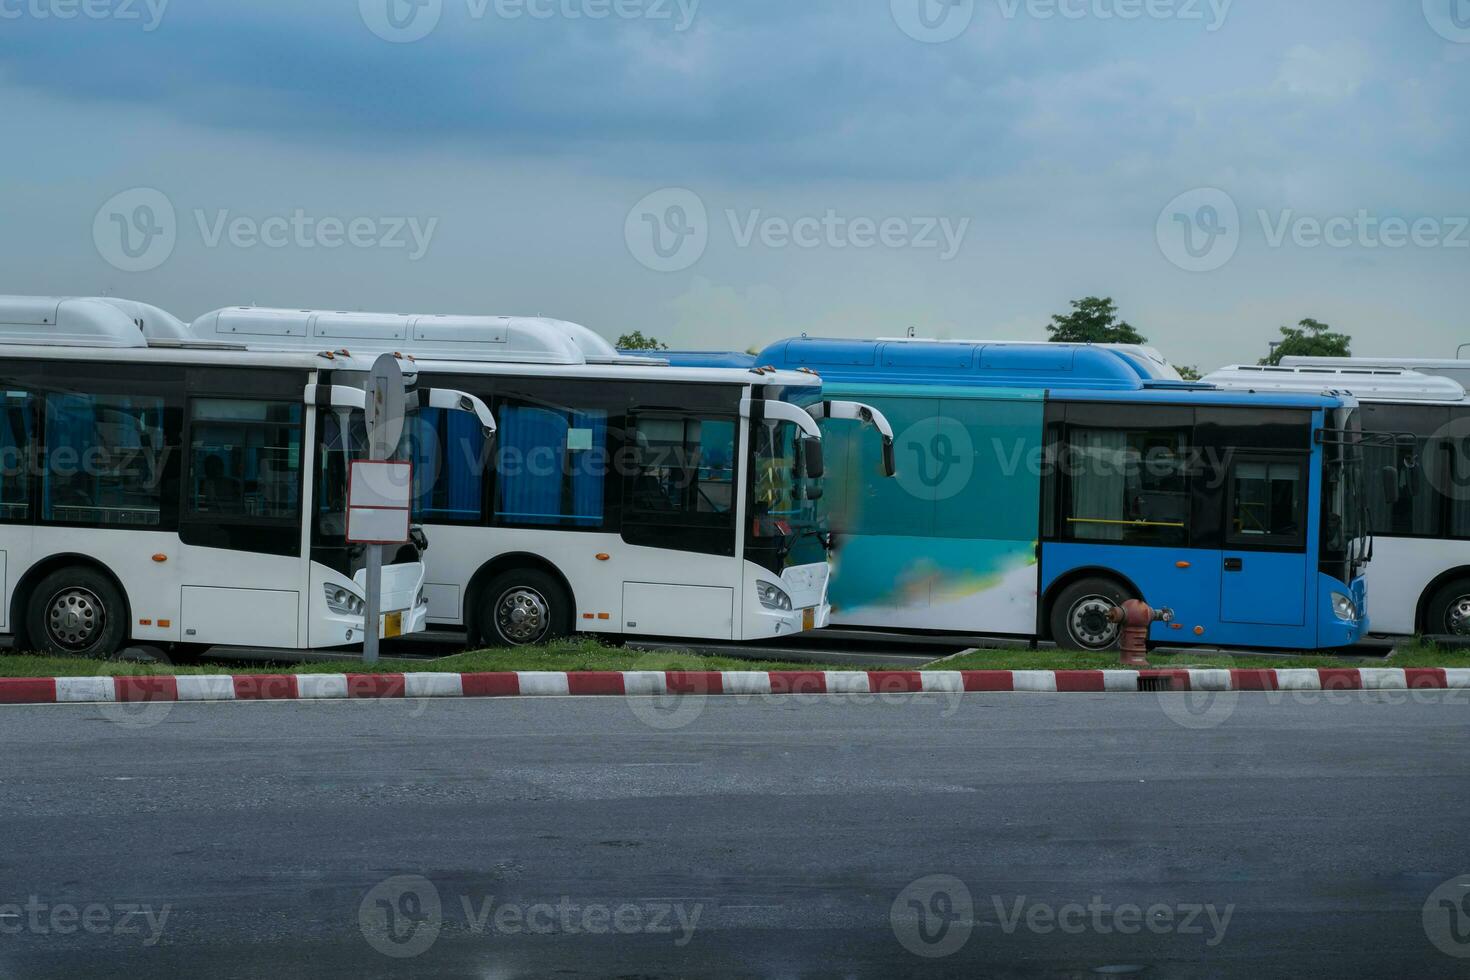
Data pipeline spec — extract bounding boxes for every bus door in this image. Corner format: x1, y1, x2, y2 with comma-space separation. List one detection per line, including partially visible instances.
1218, 453, 1310, 628
176, 378, 312, 649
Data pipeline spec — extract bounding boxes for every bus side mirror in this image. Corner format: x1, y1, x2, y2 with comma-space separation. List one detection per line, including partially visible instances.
881, 437, 896, 478
802, 436, 825, 480
1380, 466, 1400, 506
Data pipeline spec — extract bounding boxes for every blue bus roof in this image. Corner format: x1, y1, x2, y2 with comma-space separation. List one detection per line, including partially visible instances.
660, 339, 1352, 410
754, 338, 1191, 390
646, 350, 759, 369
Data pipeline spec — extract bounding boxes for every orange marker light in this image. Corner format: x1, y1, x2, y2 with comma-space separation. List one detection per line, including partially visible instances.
1194, 626, 1205, 636
158, 619, 172, 629
152, 554, 168, 563
597, 613, 611, 620
139, 619, 153, 627
596, 554, 611, 562
1176, 561, 1191, 569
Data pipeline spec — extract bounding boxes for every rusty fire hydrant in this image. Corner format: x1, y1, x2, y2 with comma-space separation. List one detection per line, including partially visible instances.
1107, 600, 1175, 668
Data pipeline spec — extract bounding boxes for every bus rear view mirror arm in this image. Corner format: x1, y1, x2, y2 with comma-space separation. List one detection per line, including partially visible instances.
807, 401, 898, 478
740, 398, 822, 440
415, 387, 499, 440
303, 384, 367, 411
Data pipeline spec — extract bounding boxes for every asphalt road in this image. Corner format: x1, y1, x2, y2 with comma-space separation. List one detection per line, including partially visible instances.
1, 691, 1468, 978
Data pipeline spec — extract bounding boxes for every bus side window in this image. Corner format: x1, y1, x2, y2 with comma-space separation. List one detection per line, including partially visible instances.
495, 398, 610, 529
1066, 425, 1189, 547
0, 389, 33, 522
404, 407, 487, 523
1227, 458, 1306, 546
187, 399, 303, 520
42, 391, 166, 528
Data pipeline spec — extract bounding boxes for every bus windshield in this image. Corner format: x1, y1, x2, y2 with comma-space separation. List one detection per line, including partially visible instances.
747, 417, 828, 570
1322, 408, 1370, 576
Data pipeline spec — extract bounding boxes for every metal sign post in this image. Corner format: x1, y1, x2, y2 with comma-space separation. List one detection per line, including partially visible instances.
359, 354, 406, 665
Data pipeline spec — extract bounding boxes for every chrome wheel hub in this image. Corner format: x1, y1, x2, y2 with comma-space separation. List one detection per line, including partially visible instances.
1069, 595, 1119, 650
496, 587, 550, 645
47, 588, 104, 650
1446, 596, 1470, 636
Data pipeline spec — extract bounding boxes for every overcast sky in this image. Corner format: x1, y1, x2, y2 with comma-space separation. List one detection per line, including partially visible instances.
1, 0, 1466, 370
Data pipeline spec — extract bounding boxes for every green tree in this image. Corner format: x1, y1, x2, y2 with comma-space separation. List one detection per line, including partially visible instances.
1259, 318, 1351, 366
1174, 365, 1203, 381
617, 330, 668, 351
1047, 297, 1147, 345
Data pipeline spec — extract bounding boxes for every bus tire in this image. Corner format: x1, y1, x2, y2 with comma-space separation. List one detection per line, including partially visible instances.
1048, 577, 1136, 653
1424, 579, 1470, 637
479, 569, 571, 648
26, 567, 128, 659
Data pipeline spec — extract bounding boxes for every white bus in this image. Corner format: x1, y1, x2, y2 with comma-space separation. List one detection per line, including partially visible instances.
188, 306, 897, 647
0, 296, 495, 657
1206, 362, 1468, 638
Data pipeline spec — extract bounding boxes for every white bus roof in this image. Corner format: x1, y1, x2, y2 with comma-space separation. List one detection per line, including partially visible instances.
190, 305, 817, 388
1204, 364, 1467, 403
0, 295, 190, 347
1281, 355, 1470, 390
0, 295, 415, 374
190, 306, 659, 367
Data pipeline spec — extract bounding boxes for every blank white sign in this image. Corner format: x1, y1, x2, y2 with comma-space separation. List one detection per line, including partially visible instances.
348, 461, 412, 543
348, 506, 411, 545
349, 461, 413, 510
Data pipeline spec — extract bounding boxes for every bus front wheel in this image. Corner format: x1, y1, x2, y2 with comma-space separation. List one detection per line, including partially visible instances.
26, 567, 128, 659
479, 570, 571, 648
1049, 577, 1136, 653
1425, 579, 1470, 637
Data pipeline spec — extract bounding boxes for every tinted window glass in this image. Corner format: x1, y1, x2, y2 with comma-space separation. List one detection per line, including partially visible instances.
43, 392, 166, 527
1229, 459, 1306, 546
624, 414, 739, 557
631, 417, 735, 518
405, 407, 488, 523
188, 400, 302, 520
496, 399, 609, 529
1066, 426, 1189, 547
0, 389, 33, 522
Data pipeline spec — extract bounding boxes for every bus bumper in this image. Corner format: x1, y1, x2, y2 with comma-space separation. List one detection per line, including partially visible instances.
740, 562, 832, 640
1317, 573, 1369, 648
312, 562, 430, 648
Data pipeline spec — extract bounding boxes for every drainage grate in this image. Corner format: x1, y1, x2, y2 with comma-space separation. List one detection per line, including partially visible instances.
1137, 675, 1179, 693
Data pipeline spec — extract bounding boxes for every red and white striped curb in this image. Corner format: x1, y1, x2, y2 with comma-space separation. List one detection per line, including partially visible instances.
0, 667, 1467, 705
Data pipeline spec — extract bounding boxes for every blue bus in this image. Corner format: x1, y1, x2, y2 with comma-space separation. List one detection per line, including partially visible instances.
659, 340, 1372, 652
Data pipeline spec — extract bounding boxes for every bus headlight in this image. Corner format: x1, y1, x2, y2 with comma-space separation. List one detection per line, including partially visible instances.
757, 582, 793, 611
324, 584, 366, 617
1331, 592, 1359, 623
